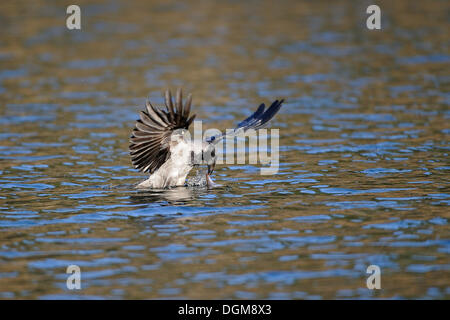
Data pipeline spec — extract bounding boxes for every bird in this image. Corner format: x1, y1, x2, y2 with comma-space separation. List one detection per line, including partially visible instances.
129, 89, 284, 189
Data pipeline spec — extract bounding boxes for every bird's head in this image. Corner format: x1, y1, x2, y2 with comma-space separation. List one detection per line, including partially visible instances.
203, 143, 216, 175
190, 142, 217, 186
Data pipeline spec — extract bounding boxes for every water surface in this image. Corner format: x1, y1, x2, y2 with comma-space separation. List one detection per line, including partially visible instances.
0, 0, 449, 299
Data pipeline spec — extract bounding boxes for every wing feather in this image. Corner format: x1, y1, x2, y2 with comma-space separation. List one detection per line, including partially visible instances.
165, 89, 175, 121
130, 89, 196, 174
183, 93, 192, 118
139, 111, 165, 129
207, 99, 284, 144
176, 88, 183, 122
135, 120, 163, 133
145, 101, 167, 127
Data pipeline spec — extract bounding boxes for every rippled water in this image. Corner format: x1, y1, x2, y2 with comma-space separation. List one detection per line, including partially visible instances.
0, 0, 449, 299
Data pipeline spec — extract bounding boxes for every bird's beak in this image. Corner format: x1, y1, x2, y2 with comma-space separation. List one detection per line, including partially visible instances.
207, 162, 215, 175
206, 162, 216, 188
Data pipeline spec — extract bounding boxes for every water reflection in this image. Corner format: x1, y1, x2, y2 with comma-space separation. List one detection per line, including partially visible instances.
130, 187, 202, 203
0, 0, 449, 299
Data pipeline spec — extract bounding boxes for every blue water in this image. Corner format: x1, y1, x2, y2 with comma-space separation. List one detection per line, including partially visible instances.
0, 0, 449, 299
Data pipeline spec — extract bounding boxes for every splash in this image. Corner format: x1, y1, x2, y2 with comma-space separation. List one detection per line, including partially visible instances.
186, 168, 208, 187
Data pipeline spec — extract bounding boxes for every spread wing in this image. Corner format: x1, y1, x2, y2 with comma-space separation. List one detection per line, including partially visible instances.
129, 89, 196, 173
206, 99, 284, 144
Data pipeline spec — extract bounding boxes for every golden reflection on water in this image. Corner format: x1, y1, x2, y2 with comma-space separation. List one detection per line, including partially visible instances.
0, 0, 449, 299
